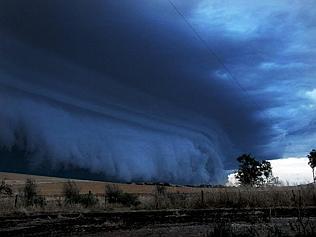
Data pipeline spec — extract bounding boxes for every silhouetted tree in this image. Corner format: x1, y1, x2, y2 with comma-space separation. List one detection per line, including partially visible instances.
307, 149, 316, 183
235, 154, 273, 186
260, 160, 273, 184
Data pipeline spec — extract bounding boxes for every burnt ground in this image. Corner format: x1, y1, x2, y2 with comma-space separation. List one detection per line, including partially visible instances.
1, 207, 316, 237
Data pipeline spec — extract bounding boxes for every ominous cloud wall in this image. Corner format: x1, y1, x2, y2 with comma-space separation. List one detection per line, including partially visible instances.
0, 62, 227, 184
0, 0, 284, 184
0, 90, 225, 184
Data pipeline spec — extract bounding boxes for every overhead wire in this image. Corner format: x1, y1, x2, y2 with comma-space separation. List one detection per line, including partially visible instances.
166, 0, 285, 150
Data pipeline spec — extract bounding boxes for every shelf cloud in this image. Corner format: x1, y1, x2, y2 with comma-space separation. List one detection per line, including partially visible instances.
0, 0, 315, 183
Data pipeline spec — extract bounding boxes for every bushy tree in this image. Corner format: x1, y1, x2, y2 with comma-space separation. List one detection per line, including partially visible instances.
259, 160, 273, 184
307, 149, 316, 183
235, 154, 273, 186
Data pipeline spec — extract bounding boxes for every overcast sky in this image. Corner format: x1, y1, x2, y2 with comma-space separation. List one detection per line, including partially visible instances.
191, 0, 316, 157
0, 1, 315, 183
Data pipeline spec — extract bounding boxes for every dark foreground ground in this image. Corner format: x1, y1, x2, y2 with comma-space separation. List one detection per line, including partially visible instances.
1, 207, 316, 237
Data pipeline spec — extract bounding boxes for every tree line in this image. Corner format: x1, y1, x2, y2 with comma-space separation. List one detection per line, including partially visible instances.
235, 149, 316, 186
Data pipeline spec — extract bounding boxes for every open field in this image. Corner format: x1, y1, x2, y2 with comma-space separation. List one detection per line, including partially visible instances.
0, 172, 213, 195
1, 172, 316, 236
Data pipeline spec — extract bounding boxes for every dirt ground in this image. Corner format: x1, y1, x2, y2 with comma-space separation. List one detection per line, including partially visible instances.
1, 208, 316, 236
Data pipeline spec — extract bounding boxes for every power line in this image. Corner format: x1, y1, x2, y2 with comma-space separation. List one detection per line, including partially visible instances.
167, 0, 261, 109
166, 0, 286, 149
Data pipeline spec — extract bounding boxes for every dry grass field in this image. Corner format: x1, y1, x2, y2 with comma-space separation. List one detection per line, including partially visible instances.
1, 172, 316, 236
1, 171, 316, 210
0, 172, 213, 195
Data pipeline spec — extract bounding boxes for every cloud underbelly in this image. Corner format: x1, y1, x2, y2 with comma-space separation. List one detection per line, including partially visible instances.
0, 78, 225, 184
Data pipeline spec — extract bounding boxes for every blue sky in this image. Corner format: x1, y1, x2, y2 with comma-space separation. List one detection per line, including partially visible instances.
0, 1, 315, 183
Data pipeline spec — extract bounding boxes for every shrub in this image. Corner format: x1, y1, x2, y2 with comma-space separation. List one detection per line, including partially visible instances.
33, 195, 46, 207
118, 192, 140, 206
105, 184, 139, 207
23, 179, 37, 206
152, 185, 190, 209
63, 181, 81, 205
22, 179, 46, 207
105, 184, 121, 203
153, 185, 167, 209
0, 179, 13, 196
63, 181, 98, 207
79, 191, 98, 208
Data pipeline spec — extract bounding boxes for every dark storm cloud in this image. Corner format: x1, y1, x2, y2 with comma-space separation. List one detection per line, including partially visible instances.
190, 0, 316, 156
0, 0, 280, 157
0, 0, 314, 182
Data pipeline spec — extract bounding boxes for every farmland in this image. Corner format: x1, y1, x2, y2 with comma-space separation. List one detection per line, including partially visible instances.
0, 172, 316, 236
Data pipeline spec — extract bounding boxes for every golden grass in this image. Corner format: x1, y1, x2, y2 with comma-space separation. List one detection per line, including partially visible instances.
0, 172, 215, 195
1, 172, 315, 214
